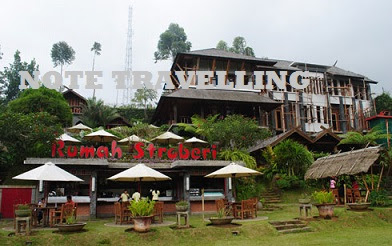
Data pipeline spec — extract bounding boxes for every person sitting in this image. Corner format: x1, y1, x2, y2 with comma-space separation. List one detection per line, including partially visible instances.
151, 190, 160, 201
65, 195, 76, 208
132, 191, 141, 202
330, 177, 337, 190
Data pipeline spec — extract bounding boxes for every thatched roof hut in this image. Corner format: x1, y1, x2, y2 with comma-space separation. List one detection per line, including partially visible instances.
305, 146, 382, 180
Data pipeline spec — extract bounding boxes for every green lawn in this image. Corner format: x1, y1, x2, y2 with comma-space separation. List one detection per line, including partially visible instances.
1, 205, 392, 246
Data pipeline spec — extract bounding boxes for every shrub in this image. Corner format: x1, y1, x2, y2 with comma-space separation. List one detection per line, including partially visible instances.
276, 174, 305, 190
369, 190, 390, 207
312, 191, 334, 204
128, 199, 155, 217
16, 204, 30, 210
176, 200, 189, 206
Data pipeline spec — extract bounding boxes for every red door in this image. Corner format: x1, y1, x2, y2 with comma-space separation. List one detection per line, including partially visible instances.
1, 188, 32, 218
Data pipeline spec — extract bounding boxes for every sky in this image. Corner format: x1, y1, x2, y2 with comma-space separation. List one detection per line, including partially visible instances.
0, 0, 391, 105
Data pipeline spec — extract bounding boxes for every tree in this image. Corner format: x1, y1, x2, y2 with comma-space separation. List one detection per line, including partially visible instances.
7, 87, 72, 127
273, 139, 314, 177
0, 50, 39, 103
216, 36, 256, 57
0, 112, 63, 167
51, 41, 75, 75
338, 125, 387, 148
375, 92, 392, 114
81, 98, 119, 128
216, 40, 229, 51
91, 42, 102, 98
154, 23, 192, 62
131, 88, 158, 121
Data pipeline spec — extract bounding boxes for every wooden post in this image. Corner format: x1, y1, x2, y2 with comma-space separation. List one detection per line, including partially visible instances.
201, 188, 205, 222
362, 174, 370, 202
344, 184, 347, 206
386, 119, 390, 148
371, 166, 374, 190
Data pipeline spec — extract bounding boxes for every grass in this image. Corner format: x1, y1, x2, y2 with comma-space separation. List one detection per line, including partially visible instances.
1, 204, 392, 245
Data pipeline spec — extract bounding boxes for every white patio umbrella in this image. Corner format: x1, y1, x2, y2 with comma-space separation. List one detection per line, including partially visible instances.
67, 123, 92, 133
56, 133, 81, 143
118, 134, 150, 144
84, 129, 119, 143
108, 163, 171, 193
151, 131, 184, 145
183, 137, 208, 147
205, 162, 262, 200
13, 162, 84, 182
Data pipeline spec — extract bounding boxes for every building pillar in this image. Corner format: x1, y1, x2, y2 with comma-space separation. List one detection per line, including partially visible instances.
90, 170, 97, 219
312, 105, 318, 123
320, 107, 325, 124
339, 96, 347, 133
299, 92, 305, 131
284, 92, 291, 130
352, 98, 358, 129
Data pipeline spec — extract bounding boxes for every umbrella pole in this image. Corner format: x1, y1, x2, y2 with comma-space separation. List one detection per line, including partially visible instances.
232, 174, 236, 201
201, 188, 205, 222
138, 178, 142, 194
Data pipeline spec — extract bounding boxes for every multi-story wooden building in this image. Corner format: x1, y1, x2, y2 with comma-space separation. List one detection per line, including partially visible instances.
153, 48, 377, 134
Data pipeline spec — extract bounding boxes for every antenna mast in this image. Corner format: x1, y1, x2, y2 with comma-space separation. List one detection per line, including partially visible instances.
121, 5, 133, 105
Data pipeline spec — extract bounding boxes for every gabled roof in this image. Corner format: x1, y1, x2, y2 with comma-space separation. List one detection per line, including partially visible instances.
248, 127, 313, 153
312, 126, 341, 143
63, 89, 87, 102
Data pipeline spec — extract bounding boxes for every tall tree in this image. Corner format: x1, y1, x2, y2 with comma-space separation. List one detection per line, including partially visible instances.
131, 87, 158, 121
81, 98, 119, 128
154, 23, 192, 62
216, 40, 229, 51
50, 41, 75, 75
0, 50, 39, 103
7, 87, 72, 127
91, 42, 102, 98
216, 36, 256, 57
375, 92, 392, 114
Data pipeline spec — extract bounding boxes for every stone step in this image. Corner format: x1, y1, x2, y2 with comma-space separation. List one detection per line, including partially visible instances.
278, 227, 312, 234
274, 224, 307, 230
264, 200, 282, 204
269, 220, 304, 226
261, 195, 281, 199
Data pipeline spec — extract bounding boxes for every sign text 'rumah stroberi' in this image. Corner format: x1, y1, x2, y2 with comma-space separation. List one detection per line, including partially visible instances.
52, 140, 217, 160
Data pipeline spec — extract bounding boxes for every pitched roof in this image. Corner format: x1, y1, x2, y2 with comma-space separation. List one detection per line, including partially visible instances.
175, 48, 378, 83
163, 89, 281, 105
312, 126, 341, 143
181, 48, 277, 65
305, 146, 381, 180
248, 127, 313, 153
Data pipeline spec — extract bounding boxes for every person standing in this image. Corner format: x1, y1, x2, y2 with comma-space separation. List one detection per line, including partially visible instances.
120, 190, 130, 202
151, 190, 160, 201
330, 177, 337, 190
132, 191, 141, 202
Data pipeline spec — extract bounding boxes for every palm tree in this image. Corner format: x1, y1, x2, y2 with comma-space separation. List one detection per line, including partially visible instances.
81, 98, 118, 128
91, 42, 102, 98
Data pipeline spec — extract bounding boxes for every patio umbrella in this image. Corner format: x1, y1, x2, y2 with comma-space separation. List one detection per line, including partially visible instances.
56, 133, 81, 144
84, 129, 119, 143
66, 123, 92, 133
118, 134, 150, 144
183, 137, 208, 147
107, 163, 171, 193
13, 162, 84, 182
205, 162, 262, 200
151, 131, 184, 145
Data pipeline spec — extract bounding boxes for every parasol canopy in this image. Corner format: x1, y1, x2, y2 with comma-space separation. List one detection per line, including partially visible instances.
151, 131, 184, 144
67, 123, 92, 133
183, 137, 208, 147
118, 134, 150, 144
107, 163, 171, 182
205, 162, 262, 178
84, 129, 119, 142
56, 133, 81, 143
13, 162, 83, 182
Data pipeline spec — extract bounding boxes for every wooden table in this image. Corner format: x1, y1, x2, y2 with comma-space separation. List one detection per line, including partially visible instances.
230, 202, 241, 219
36, 207, 57, 227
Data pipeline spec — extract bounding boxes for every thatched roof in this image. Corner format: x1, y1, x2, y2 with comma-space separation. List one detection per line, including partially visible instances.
305, 146, 382, 180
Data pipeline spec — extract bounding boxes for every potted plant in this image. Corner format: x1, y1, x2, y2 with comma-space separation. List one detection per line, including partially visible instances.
14, 204, 31, 217
57, 211, 86, 232
299, 193, 311, 204
128, 199, 155, 232
175, 200, 189, 212
209, 207, 234, 225
312, 191, 335, 219
347, 200, 371, 211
